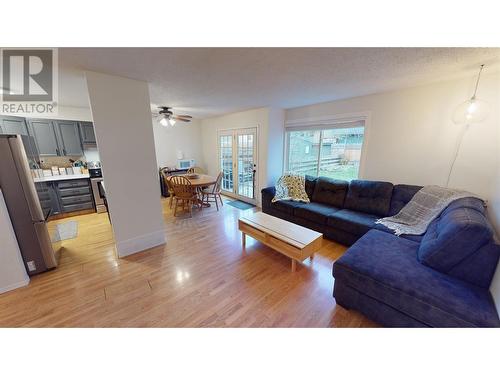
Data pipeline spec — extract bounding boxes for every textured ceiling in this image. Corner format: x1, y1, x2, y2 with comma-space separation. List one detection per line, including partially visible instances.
58, 48, 500, 118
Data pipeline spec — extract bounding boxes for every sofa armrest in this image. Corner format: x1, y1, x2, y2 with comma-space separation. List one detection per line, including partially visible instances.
261, 187, 276, 209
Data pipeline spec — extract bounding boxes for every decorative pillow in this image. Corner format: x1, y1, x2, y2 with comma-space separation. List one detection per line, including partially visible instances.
272, 173, 310, 203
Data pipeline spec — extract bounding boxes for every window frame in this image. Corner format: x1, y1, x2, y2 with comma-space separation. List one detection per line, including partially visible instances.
283, 112, 370, 180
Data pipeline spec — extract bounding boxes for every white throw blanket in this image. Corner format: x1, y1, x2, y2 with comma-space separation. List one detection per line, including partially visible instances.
376, 185, 480, 236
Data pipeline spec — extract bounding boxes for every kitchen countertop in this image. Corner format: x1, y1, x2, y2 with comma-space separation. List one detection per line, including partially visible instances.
33, 174, 90, 183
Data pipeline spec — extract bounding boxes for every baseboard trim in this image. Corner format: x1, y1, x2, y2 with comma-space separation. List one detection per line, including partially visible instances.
115, 230, 166, 258
0, 277, 30, 295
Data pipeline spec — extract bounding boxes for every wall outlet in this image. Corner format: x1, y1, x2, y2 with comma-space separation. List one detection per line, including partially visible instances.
27, 261, 36, 272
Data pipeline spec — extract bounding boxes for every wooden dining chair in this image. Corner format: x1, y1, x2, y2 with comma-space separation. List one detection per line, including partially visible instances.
187, 166, 206, 174
164, 175, 176, 209
171, 175, 199, 217
201, 171, 224, 211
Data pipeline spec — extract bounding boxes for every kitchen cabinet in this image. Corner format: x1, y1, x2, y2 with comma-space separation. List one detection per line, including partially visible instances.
27, 119, 84, 157
0, 116, 39, 167
55, 121, 83, 156
27, 119, 59, 156
79, 122, 97, 145
35, 182, 61, 216
35, 178, 94, 217
56, 179, 94, 213
4, 116, 93, 158
0, 116, 29, 136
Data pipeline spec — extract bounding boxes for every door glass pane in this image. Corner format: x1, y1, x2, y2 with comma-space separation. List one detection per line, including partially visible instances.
319, 127, 364, 181
237, 133, 254, 199
286, 130, 321, 176
219, 135, 233, 192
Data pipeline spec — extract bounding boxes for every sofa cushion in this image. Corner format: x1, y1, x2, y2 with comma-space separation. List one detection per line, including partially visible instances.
272, 199, 306, 215
442, 197, 486, 216
389, 184, 422, 216
295, 202, 339, 225
311, 177, 349, 208
333, 230, 500, 327
418, 207, 493, 273
304, 175, 317, 200
447, 242, 500, 288
327, 209, 379, 237
344, 180, 393, 217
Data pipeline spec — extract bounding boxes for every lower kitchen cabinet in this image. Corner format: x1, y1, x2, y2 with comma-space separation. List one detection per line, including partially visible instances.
36, 178, 94, 217
35, 182, 60, 217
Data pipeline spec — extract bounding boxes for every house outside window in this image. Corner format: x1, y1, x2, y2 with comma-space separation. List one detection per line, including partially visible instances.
285, 120, 366, 181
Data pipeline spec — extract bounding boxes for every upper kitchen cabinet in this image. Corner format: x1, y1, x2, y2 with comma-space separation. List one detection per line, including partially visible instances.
55, 121, 83, 156
27, 119, 60, 156
79, 122, 97, 146
0, 116, 29, 136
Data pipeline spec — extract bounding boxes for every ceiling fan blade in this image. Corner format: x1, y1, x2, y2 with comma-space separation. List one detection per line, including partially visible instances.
174, 117, 191, 122
175, 115, 192, 119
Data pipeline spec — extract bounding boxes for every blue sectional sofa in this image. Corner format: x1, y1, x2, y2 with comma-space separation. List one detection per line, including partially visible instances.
261, 177, 500, 327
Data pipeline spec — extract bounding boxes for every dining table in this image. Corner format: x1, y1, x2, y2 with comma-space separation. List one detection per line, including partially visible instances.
167, 173, 218, 208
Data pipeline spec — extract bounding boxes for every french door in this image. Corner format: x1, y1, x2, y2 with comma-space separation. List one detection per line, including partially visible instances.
218, 128, 257, 204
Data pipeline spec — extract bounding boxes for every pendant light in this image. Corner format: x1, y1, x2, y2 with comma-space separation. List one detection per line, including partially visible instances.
452, 64, 489, 125
446, 64, 489, 187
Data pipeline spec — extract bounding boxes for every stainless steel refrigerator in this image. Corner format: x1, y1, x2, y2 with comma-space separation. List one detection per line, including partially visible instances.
0, 134, 57, 275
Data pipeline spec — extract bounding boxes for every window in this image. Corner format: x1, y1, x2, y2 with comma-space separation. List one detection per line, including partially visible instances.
285, 122, 365, 181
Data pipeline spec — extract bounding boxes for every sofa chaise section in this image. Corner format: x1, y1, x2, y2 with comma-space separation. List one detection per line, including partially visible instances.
333, 229, 500, 327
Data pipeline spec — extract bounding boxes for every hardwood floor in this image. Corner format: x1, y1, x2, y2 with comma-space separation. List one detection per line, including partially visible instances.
0, 198, 377, 327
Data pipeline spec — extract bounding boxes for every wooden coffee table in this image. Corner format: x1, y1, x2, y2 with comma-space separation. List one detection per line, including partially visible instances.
238, 212, 323, 272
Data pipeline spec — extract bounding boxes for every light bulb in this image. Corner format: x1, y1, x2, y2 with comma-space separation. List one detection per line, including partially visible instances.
159, 117, 169, 127
169, 118, 176, 126
467, 102, 477, 114
452, 98, 488, 125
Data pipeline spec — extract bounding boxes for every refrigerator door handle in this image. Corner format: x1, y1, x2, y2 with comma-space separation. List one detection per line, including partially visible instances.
44, 208, 52, 222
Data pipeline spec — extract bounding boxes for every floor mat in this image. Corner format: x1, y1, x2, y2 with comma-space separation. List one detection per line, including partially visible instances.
225, 200, 255, 210
51, 221, 78, 242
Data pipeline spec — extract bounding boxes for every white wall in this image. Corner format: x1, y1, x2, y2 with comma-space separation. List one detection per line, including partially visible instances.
0, 105, 93, 122
152, 119, 205, 170
86, 71, 165, 257
0, 190, 29, 294
200, 107, 284, 206
286, 72, 500, 234
265, 108, 285, 186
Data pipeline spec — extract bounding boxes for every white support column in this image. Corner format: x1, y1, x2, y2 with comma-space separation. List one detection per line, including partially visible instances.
85, 71, 165, 257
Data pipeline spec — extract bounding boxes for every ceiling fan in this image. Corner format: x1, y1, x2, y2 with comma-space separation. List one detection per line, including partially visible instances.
153, 106, 192, 127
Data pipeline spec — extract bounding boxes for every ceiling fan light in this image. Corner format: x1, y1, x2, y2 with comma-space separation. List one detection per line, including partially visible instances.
169, 118, 176, 126
159, 117, 169, 127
